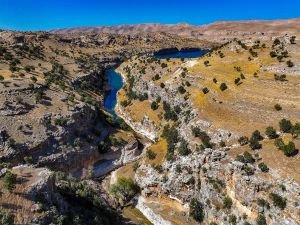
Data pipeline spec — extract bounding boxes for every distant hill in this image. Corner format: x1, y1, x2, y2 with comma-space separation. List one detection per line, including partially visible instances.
51, 18, 300, 39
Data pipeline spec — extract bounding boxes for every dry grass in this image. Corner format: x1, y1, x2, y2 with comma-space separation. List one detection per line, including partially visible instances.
115, 161, 138, 180
122, 206, 153, 225
183, 40, 300, 136
227, 138, 300, 183
117, 92, 164, 126
142, 196, 197, 225
145, 139, 167, 166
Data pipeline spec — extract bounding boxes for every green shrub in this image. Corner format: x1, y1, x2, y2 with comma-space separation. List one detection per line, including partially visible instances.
146, 149, 156, 160
257, 198, 270, 209
292, 122, 300, 137
274, 138, 285, 150
152, 74, 160, 80
161, 63, 168, 68
282, 141, 297, 156
258, 162, 269, 172
252, 130, 263, 141
279, 119, 293, 133
228, 214, 237, 224
177, 86, 186, 94
162, 125, 179, 160
265, 127, 278, 139
3, 172, 17, 191
274, 74, 287, 81
274, 104, 282, 111
204, 60, 210, 66
151, 101, 159, 110
243, 164, 255, 175
219, 83, 228, 91
223, 196, 233, 209
175, 164, 182, 173
163, 101, 178, 121
120, 100, 130, 107
202, 87, 209, 94
234, 77, 241, 85
290, 36, 296, 44
191, 127, 213, 148
249, 137, 262, 150
110, 177, 139, 203
270, 193, 286, 210
178, 140, 191, 156
286, 60, 294, 67
243, 151, 255, 163
238, 136, 249, 146
256, 214, 267, 225
189, 198, 204, 222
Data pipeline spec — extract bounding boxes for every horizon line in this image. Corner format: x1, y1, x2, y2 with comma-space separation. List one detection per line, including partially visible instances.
2, 17, 299, 33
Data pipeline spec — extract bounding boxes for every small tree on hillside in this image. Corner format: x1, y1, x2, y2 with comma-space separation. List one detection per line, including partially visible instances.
279, 119, 293, 133
189, 198, 204, 222
265, 127, 278, 139
3, 172, 17, 191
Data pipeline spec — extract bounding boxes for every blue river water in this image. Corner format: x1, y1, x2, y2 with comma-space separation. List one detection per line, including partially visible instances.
103, 69, 123, 118
154, 49, 208, 59
103, 50, 208, 117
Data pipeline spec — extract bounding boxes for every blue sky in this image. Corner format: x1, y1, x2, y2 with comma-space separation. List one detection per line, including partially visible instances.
1, 0, 299, 31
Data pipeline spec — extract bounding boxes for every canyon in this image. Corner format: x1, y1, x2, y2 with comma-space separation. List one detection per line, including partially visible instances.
0, 19, 299, 225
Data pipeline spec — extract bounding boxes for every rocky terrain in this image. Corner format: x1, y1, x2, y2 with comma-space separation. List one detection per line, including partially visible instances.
0, 19, 299, 225
115, 30, 300, 224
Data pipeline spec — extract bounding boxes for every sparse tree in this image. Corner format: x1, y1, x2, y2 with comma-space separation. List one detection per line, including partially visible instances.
279, 119, 293, 133
274, 104, 282, 111
270, 193, 286, 210
3, 172, 17, 191
265, 127, 278, 139
286, 60, 294, 67
189, 198, 204, 222
219, 83, 227, 91
223, 196, 233, 209
258, 162, 269, 172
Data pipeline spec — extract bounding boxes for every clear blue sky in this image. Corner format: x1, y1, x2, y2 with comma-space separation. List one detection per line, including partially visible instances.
1, 0, 299, 31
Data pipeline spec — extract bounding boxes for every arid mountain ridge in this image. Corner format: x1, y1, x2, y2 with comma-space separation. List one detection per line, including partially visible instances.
51, 18, 300, 37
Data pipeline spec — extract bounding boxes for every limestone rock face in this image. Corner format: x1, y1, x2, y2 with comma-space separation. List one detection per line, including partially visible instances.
93, 136, 141, 177
135, 148, 300, 225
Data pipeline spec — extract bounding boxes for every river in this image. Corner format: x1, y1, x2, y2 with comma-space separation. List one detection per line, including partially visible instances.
103, 49, 208, 117
101, 49, 208, 224
104, 69, 123, 118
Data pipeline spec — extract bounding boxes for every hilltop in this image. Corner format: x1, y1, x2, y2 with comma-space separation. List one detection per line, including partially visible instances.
52, 18, 300, 40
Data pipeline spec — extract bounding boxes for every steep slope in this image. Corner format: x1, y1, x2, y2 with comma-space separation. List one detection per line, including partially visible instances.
115, 34, 300, 224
